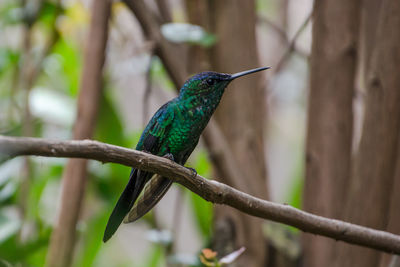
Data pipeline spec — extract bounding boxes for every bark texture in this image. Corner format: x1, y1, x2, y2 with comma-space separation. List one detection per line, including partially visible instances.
45, 1, 110, 266
303, 1, 360, 267
335, 0, 400, 265
379, 141, 400, 267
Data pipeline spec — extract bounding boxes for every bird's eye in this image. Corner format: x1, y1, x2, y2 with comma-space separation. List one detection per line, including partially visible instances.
205, 78, 215, 86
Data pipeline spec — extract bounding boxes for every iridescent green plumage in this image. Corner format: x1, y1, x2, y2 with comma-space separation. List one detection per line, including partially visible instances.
103, 67, 269, 242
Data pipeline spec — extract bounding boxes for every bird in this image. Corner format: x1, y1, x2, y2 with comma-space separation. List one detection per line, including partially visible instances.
103, 66, 270, 242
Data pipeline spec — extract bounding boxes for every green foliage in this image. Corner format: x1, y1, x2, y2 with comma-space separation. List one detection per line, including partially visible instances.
50, 38, 82, 96
287, 153, 304, 210
37, 1, 61, 27
0, 0, 23, 25
75, 212, 109, 267
0, 49, 19, 78
160, 23, 216, 47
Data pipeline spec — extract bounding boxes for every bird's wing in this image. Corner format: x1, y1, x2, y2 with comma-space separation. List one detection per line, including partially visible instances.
103, 101, 175, 242
124, 174, 172, 223
125, 137, 200, 224
136, 101, 176, 154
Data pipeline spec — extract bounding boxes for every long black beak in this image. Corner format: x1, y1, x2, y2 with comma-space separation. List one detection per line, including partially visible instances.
229, 67, 270, 80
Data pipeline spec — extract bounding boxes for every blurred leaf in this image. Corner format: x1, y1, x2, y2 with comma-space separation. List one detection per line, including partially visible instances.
146, 229, 172, 246
0, 159, 22, 204
143, 245, 164, 267
161, 23, 216, 47
188, 192, 213, 240
37, 1, 60, 27
75, 211, 109, 267
28, 162, 63, 222
219, 247, 245, 265
0, 228, 50, 263
187, 151, 213, 240
50, 38, 82, 96
30, 87, 75, 126
0, 49, 20, 77
0, 1, 23, 25
0, 213, 20, 243
0, 182, 16, 203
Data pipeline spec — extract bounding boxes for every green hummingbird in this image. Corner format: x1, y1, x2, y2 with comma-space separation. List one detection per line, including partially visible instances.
103, 67, 270, 242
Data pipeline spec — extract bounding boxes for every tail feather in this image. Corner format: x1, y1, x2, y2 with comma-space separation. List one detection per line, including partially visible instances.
103, 169, 150, 242
124, 175, 172, 223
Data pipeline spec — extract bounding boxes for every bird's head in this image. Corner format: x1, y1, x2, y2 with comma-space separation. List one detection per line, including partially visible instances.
179, 67, 270, 99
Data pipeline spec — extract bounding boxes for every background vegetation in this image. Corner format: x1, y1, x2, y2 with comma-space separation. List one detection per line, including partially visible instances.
0, 0, 399, 266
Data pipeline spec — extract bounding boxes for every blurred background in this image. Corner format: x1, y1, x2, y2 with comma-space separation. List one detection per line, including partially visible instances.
0, 0, 399, 266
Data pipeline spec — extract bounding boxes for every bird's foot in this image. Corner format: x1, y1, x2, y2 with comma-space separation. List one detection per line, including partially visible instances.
162, 153, 174, 161
186, 167, 197, 179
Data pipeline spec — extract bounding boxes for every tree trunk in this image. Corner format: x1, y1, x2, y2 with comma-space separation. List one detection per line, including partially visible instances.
45, 1, 110, 266
208, 1, 269, 266
334, 0, 400, 266
379, 139, 400, 267
302, 0, 360, 266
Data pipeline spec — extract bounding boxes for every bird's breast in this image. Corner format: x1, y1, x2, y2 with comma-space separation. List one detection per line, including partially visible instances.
166, 105, 213, 155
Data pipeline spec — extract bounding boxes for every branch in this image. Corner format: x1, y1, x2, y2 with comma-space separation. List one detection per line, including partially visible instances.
274, 11, 312, 72
45, 1, 110, 266
1, 135, 400, 254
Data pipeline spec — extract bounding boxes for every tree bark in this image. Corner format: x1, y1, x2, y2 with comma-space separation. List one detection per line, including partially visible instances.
379, 139, 400, 267
302, 0, 360, 266
45, 1, 110, 266
207, 1, 269, 266
335, 0, 400, 266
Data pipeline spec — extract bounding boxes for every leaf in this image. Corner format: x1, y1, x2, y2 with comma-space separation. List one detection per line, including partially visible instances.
219, 247, 245, 265
201, 248, 217, 260
0, 49, 20, 77
29, 87, 76, 127
160, 23, 216, 47
0, 214, 20, 243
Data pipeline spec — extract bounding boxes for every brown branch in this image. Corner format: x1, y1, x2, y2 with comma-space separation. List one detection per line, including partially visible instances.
257, 15, 309, 60
1, 135, 400, 255
274, 11, 312, 72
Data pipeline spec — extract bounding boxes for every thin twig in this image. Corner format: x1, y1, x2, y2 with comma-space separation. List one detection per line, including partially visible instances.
1, 136, 400, 255
274, 11, 313, 72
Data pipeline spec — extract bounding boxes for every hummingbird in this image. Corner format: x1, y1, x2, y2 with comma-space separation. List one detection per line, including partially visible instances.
103, 67, 270, 242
